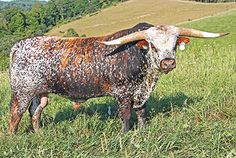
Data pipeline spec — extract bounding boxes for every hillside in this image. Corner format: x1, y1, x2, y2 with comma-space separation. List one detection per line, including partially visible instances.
47, 0, 236, 36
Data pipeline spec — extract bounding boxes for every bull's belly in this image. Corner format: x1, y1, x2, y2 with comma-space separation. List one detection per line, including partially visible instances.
48, 78, 109, 101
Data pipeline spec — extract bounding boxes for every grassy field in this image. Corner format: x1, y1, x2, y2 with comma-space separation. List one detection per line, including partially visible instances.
1, 9, 236, 158
47, 0, 236, 37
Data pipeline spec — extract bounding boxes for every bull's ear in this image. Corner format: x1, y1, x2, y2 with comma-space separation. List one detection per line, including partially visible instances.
136, 40, 149, 50
177, 37, 190, 51
178, 37, 190, 45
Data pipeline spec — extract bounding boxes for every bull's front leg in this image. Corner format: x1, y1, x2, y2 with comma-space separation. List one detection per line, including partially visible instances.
133, 72, 159, 127
117, 96, 132, 133
133, 95, 147, 127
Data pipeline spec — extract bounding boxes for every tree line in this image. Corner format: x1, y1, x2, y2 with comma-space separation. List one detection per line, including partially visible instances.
0, 0, 47, 11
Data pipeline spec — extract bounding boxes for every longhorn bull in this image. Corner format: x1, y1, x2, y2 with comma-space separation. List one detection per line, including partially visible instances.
9, 23, 228, 133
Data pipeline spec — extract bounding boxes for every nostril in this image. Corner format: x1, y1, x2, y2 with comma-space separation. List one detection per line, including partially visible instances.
164, 62, 168, 67
171, 61, 176, 68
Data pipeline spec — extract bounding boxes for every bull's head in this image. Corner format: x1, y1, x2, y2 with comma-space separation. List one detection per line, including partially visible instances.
102, 25, 228, 74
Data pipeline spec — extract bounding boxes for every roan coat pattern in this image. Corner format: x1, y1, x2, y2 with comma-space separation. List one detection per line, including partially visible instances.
9, 23, 228, 133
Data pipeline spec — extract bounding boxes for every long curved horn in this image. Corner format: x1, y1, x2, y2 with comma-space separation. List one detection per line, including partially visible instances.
102, 30, 147, 45
178, 27, 229, 38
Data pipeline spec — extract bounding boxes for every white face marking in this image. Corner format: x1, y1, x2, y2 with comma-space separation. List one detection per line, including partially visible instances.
146, 26, 178, 68
144, 25, 178, 70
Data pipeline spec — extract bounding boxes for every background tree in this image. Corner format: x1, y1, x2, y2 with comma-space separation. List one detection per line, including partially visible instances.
64, 28, 79, 37
40, 1, 60, 27
26, 3, 45, 35
7, 12, 26, 36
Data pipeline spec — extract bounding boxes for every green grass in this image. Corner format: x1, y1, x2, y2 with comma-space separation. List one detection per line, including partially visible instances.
0, 10, 236, 157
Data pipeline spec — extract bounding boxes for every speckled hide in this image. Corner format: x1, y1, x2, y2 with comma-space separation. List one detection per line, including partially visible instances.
9, 23, 177, 133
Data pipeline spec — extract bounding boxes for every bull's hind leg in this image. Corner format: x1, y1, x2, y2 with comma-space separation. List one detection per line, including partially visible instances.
29, 94, 48, 131
9, 94, 32, 134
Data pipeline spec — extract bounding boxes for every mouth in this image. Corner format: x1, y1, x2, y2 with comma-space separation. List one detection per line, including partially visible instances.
162, 68, 174, 74
163, 70, 169, 74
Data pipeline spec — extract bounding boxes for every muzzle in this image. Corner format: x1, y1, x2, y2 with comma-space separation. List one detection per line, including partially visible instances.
160, 58, 176, 74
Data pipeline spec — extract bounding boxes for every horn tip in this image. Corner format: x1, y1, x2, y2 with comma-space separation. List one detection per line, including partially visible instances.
219, 32, 230, 37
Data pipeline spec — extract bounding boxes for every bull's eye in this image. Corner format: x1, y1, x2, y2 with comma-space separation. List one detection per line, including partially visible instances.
151, 44, 158, 53
174, 42, 178, 50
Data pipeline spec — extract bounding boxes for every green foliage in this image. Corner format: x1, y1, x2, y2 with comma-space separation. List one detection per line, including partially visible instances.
26, 3, 46, 35
0, 1, 47, 11
81, 34, 87, 37
0, 10, 236, 157
0, 35, 21, 70
2, 8, 21, 24
8, 12, 26, 35
64, 28, 79, 37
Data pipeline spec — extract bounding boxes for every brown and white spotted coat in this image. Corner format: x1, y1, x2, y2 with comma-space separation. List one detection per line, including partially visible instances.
9, 22, 228, 133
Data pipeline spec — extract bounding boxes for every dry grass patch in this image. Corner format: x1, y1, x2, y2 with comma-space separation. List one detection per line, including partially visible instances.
47, 0, 236, 36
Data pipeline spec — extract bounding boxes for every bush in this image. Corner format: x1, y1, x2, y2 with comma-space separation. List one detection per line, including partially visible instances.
64, 28, 79, 37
